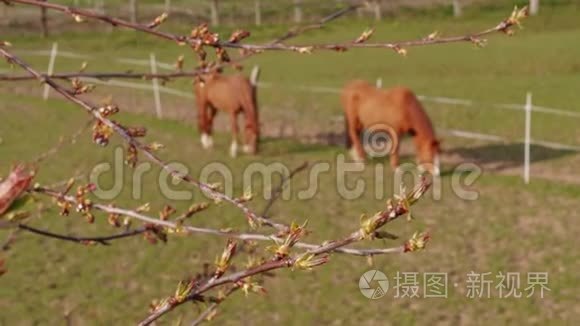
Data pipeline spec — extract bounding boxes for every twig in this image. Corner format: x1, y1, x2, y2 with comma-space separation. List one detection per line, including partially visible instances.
5, 1, 527, 56
33, 118, 93, 164
270, 3, 363, 44
190, 285, 240, 326
31, 186, 406, 256
261, 161, 309, 217
0, 71, 201, 81
1, 229, 19, 251
16, 223, 147, 245
0, 2, 359, 82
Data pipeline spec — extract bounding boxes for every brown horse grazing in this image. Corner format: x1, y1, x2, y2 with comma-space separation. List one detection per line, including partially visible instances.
194, 71, 259, 157
341, 80, 441, 175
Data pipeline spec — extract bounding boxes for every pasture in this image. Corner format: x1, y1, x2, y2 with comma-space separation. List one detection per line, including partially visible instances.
1, 2, 579, 325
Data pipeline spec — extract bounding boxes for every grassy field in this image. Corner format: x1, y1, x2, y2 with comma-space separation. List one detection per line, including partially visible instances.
1, 3, 580, 325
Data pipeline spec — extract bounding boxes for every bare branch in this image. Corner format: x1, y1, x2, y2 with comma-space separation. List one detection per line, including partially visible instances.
0, 46, 288, 232
138, 177, 431, 325
16, 223, 147, 245
4, 1, 528, 61
260, 161, 309, 217
33, 118, 93, 164
190, 285, 240, 326
31, 186, 406, 257
270, 3, 363, 44
0, 71, 201, 81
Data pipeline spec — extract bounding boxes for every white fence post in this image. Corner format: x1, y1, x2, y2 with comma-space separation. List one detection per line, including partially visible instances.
293, 0, 303, 23
250, 65, 260, 87
149, 53, 163, 119
210, 0, 219, 26
95, 0, 105, 14
254, 0, 262, 26
452, 0, 462, 17
373, 0, 382, 21
529, 0, 539, 16
43, 42, 58, 100
376, 77, 382, 88
524, 92, 532, 184
129, 0, 138, 23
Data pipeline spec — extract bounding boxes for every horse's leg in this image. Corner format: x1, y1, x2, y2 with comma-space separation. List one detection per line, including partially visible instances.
197, 98, 214, 150
203, 106, 217, 149
416, 141, 441, 176
242, 117, 257, 154
229, 112, 239, 158
346, 114, 365, 162
207, 107, 217, 132
241, 113, 255, 154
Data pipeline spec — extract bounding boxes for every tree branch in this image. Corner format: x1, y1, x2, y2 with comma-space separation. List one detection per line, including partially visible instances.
260, 161, 309, 218
4, 1, 527, 60
31, 186, 408, 256
190, 285, 240, 326
0, 46, 289, 233
138, 177, 431, 325
16, 223, 146, 245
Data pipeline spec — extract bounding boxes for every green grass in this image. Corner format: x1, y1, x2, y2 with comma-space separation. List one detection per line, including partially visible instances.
1, 4, 580, 325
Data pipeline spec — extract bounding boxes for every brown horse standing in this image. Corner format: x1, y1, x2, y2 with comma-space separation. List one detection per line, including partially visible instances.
341, 80, 441, 175
194, 71, 259, 157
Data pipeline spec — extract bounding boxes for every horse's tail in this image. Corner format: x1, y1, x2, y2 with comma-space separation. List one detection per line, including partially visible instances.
250, 82, 259, 139
344, 115, 352, 149
240, 77, 259, 152
342, 88, 359, 149
248, 66, 260, 139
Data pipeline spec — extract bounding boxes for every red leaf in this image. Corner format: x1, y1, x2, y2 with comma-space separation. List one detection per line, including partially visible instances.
0, 164, 34, 216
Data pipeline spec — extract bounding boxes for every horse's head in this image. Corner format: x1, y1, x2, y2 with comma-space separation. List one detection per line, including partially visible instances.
243, 124, 259, 155
417, 139, 441, 176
